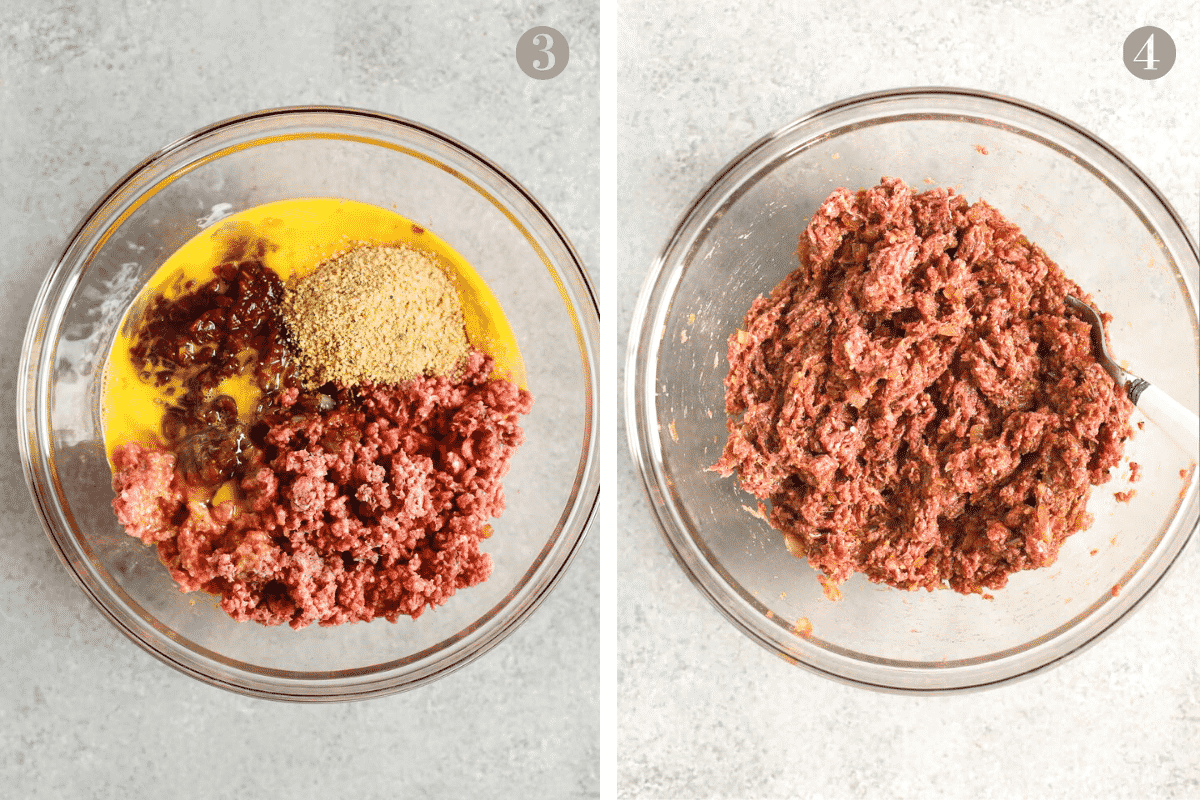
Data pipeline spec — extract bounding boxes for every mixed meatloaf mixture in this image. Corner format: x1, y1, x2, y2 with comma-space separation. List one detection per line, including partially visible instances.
713, 177, 1134, 596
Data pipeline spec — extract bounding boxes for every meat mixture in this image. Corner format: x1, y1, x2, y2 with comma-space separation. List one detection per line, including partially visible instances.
713, 177, 1133, 596
110, 252, 532, 628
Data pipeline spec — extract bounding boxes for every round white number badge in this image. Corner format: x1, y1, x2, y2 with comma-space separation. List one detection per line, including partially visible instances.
516, 26, 570, 80
1123, 26, 1176, 79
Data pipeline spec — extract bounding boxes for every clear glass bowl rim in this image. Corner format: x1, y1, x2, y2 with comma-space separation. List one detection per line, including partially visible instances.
19, 105, 601, 701
625, 86, 1200, 693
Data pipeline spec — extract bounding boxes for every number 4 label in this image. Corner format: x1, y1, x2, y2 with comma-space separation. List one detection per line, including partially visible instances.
1123, 26, 1177, 80
1134, 33, 1157, 71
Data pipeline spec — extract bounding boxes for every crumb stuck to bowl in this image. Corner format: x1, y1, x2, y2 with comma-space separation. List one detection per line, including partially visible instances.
712, 177, 1134, 597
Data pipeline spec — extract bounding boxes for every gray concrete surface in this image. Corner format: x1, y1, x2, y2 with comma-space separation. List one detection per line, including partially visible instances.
0, 2, 598, 798
618, 2, 1199, 799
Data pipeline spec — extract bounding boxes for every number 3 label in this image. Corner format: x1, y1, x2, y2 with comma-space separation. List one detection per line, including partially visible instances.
531, 33, 556, 72
517, 26, 570, 80
1123, 26, 1176, 79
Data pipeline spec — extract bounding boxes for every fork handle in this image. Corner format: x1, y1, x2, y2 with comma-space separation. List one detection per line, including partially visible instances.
1134, 383, 1200, 459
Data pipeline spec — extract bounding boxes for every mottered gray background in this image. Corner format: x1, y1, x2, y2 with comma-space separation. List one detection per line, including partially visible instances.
0, 1, 598, 798
618, 1, 1199, 798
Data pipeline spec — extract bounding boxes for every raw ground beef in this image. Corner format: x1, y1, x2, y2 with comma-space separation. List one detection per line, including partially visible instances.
713, 177, 1134, 596
113, 351, 532, 628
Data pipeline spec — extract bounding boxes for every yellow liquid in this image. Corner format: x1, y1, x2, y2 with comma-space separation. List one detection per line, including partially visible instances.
102, 198, 526, 464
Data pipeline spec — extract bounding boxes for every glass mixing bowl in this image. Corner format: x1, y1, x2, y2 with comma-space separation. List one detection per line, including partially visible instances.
19, 107, 599, 701
627, 88, 1199, 692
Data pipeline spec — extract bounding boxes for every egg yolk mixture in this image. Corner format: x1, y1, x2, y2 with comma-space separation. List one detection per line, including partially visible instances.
105, 199, 534, 628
